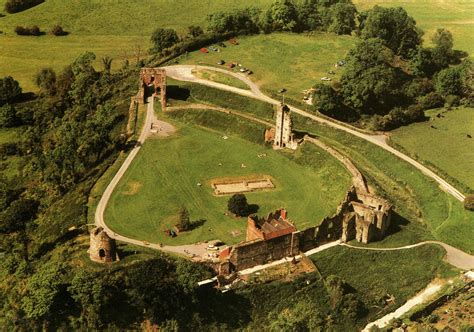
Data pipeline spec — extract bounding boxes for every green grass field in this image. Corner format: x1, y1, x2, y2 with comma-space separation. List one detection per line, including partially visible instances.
0, 0, 272, 91
182, 32, 355, 101
354, 0, 474, 55
391, 107, 474, 192
105, 120, 351, 245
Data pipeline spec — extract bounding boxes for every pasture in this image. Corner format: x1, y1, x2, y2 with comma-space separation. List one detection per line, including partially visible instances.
182, 32, 354, 101
105, 121, 351, 245
390, 107, 474, 192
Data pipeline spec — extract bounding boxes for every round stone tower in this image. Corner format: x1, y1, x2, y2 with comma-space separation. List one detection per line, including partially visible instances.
88, 227, 117, 263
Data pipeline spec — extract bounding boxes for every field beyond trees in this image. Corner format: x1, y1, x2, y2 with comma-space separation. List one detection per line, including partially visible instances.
105, 121, 351, 245
391, 107, 474, 193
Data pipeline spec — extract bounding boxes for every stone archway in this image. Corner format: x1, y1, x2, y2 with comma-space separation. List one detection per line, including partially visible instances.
138, 68, 167, 111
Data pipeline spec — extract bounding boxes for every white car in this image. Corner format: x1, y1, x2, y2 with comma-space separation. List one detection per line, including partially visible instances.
320, 77, 332, 81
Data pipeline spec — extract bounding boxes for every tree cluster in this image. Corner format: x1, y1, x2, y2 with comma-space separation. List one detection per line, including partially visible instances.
312, 5, 472, 130
4, 0, 43, 13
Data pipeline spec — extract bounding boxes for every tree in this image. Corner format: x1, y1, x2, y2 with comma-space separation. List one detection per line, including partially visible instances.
435, 67, 462, 96
68, 271, 106, 328
175, 260, 211, 295
0, 76, 22, 104
313, 83, 352, 120
150, 28, 179, 53
22, 262, 66, 322
0, 104, 18, 127
35, 68, 56, 96
340, 38, 401, 114
266, 0, 299, 32
328, 3, 357, 35
187, 25, 203, 38
295, 0, 321, 31
410, 47, 438, 77
0, 198, 39, 233
207, 7, 260, 34
360, 6, 423, 58
431, 28, 454, 68
227, 193, 249, 217
178, 206, 191, 231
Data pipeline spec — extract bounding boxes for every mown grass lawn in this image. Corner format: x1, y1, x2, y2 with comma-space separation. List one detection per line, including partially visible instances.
390, 107, 474, 192
182, 32, 355, 101
105, 121, 350, 246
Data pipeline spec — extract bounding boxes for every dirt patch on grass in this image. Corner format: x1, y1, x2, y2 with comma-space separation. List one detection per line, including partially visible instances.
122, 181, 142, 196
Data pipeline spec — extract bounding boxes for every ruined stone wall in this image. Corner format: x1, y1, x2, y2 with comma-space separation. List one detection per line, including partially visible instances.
229, 231, 300, 271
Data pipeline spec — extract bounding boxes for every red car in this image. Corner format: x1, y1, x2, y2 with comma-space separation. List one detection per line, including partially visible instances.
199, 48, 209, 53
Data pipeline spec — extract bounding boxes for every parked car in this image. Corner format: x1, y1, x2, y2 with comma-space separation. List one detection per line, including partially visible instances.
199, 48, 208, 53
321, 77, 331, 81
218, 42, 226, 48
328, 70, 336, 75
247, 70, 253, 75
209, 46, 218, 52
239, 67, 247, 72
227, 63, 235, 69
278, 88, 287, 93
217, 60, 225, 65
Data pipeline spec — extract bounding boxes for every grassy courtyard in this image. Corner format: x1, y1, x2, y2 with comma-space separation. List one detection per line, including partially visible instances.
390, 107, 474, 193
105, 120, 351, 245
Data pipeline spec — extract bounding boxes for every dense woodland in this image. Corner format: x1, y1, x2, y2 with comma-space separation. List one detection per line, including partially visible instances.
0, 0, 472, 329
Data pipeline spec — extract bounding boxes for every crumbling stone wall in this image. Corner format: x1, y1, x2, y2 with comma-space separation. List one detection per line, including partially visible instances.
227, 231, 300, 272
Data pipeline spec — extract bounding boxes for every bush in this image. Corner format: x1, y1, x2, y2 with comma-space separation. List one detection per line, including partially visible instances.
0, 104, 18, 127
50, 25, 67, 36
15, 25, 41, 36
150, 28, 179, 53
4, 0, 43, 14
464, 195, 474, 211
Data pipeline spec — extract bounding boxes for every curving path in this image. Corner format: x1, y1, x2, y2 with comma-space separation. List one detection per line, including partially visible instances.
163, 65, 465, 202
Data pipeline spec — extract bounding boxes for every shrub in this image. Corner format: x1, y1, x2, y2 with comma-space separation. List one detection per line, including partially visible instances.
5, 0, 44, 14
0, 104, 18, 127
50, 25, 67, 36
15, 25, 41, 36
464, 195, 474, 211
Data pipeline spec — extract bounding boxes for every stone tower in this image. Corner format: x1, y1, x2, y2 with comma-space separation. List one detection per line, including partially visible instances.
88, 227, 117, 263
274, 103, 298, 150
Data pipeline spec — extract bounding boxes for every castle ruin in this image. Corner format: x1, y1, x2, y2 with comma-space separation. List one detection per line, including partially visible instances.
88, 227, 118, 263
217, 189, 392, 275
273, 103, 298, 150
138, 68, 167, 110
